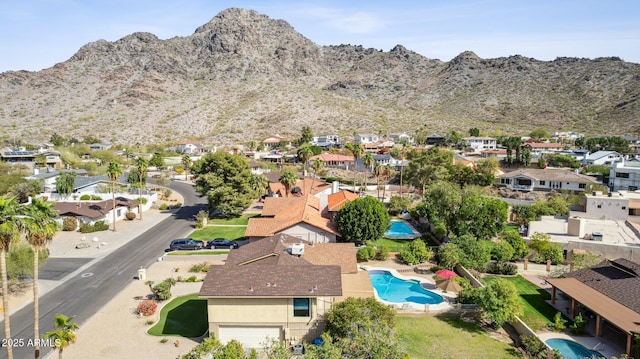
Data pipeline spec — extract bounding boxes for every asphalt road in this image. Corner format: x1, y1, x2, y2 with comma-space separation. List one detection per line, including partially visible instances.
2, 180, 206, 359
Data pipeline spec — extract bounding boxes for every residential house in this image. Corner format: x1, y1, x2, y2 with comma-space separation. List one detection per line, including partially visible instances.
609, 159, 640, 191
426, 134, 446, 146
353, 133, 379, 145
199, 233, 362, 348
462, 137, 497, 152
245, 195, 339, 242
262, 135, 289, 150
53, 197, 139, 226
88, 143, 113, 151
521, 141, 565, 155
480, 149, 507, 159
1, 148, 62, 169
326, 190, 359, 221
583, 151, 625, 166
266, 176, 332, 199
570, 190, 640, 221
311, 135, 341, 149
551, 131, 583, 141
499, 168, 598, 192
546, 259, 640, 356
308, 153, 354, 170
176, 142, 206, 154
389, 132, 414, 145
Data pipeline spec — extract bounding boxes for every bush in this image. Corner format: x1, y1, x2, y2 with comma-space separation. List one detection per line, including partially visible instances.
399, 240, 433, 265
79, 220, 109, 233
152, 278, 176, 301
137, 300, 157, 316
485, 261, 518, 275
189, 263, 205, 273
62, 217, 78, 231
91, 195, 102, 200
375, 245, 390, 260
159, 203, 169, 210
550, 311, 567, 332
570, 312, 588, 334
521, 334, 545, 357
357, 246, 376, 261
80, 194, 91, 200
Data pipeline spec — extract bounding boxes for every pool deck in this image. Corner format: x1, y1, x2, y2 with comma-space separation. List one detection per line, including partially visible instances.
360, 265, 456, 313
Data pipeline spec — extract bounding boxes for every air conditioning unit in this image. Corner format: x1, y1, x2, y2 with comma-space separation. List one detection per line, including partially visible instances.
289, 243, 305, 256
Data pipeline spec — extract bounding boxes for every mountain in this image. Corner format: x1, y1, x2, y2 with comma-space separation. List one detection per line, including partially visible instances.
1, 8, 639, 146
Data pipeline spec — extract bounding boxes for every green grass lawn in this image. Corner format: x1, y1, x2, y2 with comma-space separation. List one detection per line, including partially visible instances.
397, 314, 520, 359
189, 225, 247, 241
207, 214, 259, 225
482, 275, 560, 331
148, 294, 208, 338
367, 237, 417, 252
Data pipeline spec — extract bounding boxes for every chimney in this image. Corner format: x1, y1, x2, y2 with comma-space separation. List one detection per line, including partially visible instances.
332, 181, 339, 194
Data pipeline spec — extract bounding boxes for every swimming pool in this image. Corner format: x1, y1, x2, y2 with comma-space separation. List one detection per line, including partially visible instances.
384, 220, 420, 239
368, 270, 444, 305
545, 338, 603, 359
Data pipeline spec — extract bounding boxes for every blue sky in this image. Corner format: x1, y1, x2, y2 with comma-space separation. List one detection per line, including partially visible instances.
1, 0, 639, 72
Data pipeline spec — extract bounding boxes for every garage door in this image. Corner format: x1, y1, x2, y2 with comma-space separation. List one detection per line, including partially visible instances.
218, 326, 281, 348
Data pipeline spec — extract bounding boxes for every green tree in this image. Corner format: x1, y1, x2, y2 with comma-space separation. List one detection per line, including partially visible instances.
399, 239, 433, 265
55, 172, 76, 200
248, 174, 269, 198
469, 127, 480, 137
474, 157, 499, 186
345, 142, 364, 192
478, 279, 523, 328
279, 169, 298, 198
529, 232, 564, 264
106, 162, 122, 232
450, 234, 491, 271
325, 297, 395, 339
406, 147, 453, 194
362, 152, 374, 189
122, 147, 134, 163
502, 231, 529, 259
437, 242, 462, 269
521, 146, 532, 166
335, 197, 390, 243
10, 180, 42, 203
297, 125, 313, 147
450, 191, 508, 240
43, 314, 79, 359
149, 152, 165, 169
529, 128, 550, 141
50, 133, 65, 147
491, 241, 515, 262
311, 158, 324, 192
23, 198, 58, 359
191, 153, 255, 217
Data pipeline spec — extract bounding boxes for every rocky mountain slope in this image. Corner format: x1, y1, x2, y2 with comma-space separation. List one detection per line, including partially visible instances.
1, 8, 638, 146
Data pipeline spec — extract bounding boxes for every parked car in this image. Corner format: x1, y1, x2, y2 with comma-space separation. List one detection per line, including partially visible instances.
169, 238, 204, 251
206, 238, 239, 249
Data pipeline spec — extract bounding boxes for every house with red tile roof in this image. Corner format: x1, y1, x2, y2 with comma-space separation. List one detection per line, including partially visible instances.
199, 233, 370, 349
308, 153, 354, 169
245, 195, 339, 242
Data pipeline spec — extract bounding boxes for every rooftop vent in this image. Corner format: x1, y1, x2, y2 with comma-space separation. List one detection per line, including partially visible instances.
287, 243, 305, 256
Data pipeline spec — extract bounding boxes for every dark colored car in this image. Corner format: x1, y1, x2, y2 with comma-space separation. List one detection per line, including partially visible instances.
169, 238, 204, 251
206, 238, 239, 249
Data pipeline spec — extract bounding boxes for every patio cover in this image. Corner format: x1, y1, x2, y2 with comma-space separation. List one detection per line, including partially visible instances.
546, 277, 640, 335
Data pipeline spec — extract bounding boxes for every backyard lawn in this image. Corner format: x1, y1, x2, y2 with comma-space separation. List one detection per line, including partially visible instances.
207, 214, 259, 225
482, 275, 561, 331
367, 237, 418, 252
397, 314, 520, 359
147, 294, 208, 338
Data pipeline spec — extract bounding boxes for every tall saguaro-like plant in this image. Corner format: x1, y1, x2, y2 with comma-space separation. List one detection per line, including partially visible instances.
0, 196, 22, 359
106, 162, 122, 232
23, 198, 58, 359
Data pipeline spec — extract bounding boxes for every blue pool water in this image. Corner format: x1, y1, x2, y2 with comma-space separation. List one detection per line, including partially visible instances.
368, 270, 444, 305
384, 220, 418, 238
545, 338, 603, 359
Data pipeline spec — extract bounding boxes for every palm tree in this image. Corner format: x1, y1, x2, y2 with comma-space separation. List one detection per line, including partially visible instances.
297, 146, 313, 178
135, 157, 148, 221
382, 164, 396, 201
311, 158, 324, 192
345, 142, 364, 192
398, 143, 407, 198
122, 147, 134, 164
44, 314, 79, 359
248, 174, 269, 198
374, 164, 383, 199
181, 154, 192, 181
0, 195, 22, 359
106, 162, 122, 232
279, 169, 298, 197
23, 198, 58, 359
362, 152, 374, 192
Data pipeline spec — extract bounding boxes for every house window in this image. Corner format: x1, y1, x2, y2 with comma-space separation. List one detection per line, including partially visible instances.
293, 298, 310, 317
539, 181, 546, 186
616, 172, 630, 178
597, 205, 602, 209
622, 206, 627, 210
578, 183, 586, 189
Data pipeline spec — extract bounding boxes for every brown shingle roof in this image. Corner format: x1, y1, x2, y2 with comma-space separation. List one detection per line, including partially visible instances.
245, 195, 338, 237
199, 234, 344, 297
53, 197, 138, 219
